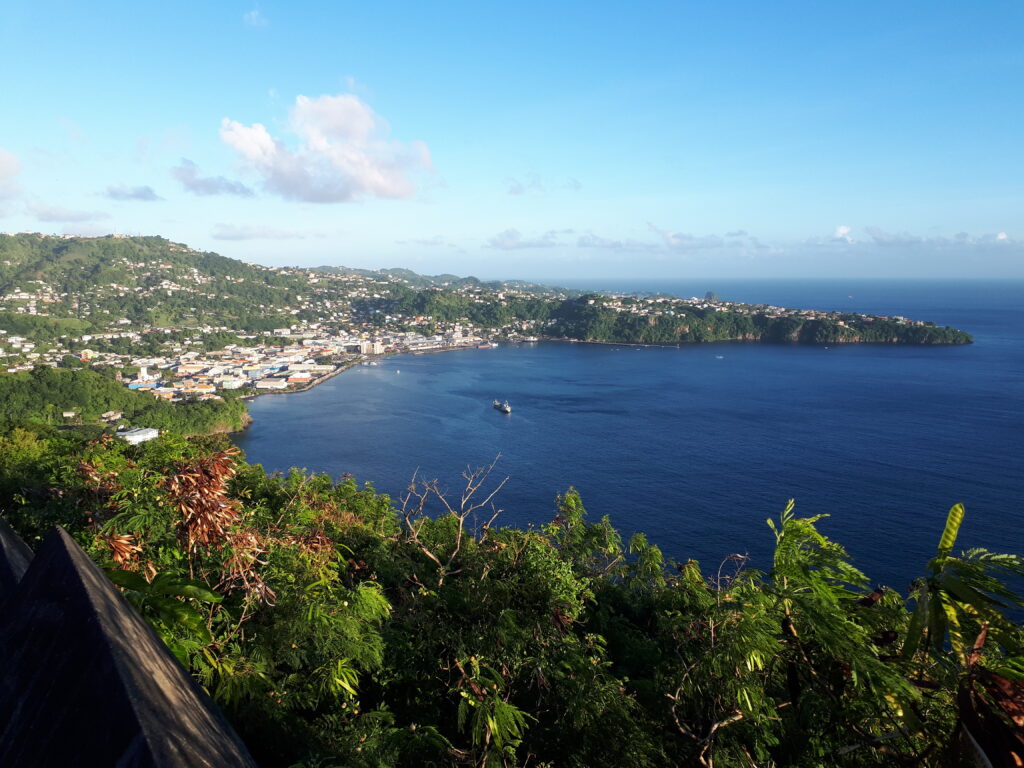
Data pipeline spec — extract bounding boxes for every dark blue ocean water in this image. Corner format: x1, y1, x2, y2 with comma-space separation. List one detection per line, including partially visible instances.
234, 280, 1024, 587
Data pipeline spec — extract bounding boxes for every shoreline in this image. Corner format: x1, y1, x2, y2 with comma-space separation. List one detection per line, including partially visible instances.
236, 342, 495, 409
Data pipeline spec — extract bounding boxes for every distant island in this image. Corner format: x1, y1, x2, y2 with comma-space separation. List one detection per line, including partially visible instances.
0, 233, 972, 434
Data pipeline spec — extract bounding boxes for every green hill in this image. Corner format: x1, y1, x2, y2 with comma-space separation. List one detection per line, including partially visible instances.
0, 234, 308, 333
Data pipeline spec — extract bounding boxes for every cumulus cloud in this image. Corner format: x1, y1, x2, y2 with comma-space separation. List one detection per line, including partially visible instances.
976, 231, 1016, 245
486, 228, 570, 250
243, 9, 267, 26
565, 177, 582, 192
172, 159, 254, 197
832, 224, 854, 243
647, 223, 724, 251
0, 148, 20, 214
211, 223, 304, 240
220, 93, 432, 203
105, 184, 162, 202
576, 233, 659, 252
725, 229, 748, 238
28, 201, 109, 223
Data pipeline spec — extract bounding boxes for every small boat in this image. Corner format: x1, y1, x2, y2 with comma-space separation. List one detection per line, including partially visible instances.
492, 399, 512, 414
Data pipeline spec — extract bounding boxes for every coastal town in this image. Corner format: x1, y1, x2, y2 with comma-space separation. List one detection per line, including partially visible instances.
0, 234, 960, 424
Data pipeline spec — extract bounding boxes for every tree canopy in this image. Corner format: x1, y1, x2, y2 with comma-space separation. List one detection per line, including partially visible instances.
0, 426, 1019, 767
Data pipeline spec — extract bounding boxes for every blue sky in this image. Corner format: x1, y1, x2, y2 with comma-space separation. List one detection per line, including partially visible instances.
1, 1, 1022, 279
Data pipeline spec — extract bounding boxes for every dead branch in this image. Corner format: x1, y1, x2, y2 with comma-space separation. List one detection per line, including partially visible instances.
399, 457, 509, 587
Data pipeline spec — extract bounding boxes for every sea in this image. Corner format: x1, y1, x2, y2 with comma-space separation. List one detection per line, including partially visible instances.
234, 279, 1024, 588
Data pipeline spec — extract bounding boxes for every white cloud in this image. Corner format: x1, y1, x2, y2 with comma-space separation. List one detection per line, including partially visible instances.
243, 9, 268, 26
832, 224, 854, 243
486, 228, 570, 250
220, 93, 432, 203
978, 231, 1015, 245
28, 201, 109, 223
105, 184, 162, 202
211, 223, 305, 240
172, 159, 254, 197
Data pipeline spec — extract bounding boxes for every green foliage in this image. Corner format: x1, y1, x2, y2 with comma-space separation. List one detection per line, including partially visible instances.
0, 435, 1018, 766
0, 366, 247, 434
106, 567, 222, 663
0, 234, 304, 333
906, 503, 1024, 664
542, 296, 973, 346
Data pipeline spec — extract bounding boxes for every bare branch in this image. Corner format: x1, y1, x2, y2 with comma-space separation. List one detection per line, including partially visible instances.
399, 456, 509, 587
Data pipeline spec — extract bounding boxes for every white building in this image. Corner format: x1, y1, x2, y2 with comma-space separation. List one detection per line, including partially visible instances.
255, 378, 289, 390
116, 427, 160, 445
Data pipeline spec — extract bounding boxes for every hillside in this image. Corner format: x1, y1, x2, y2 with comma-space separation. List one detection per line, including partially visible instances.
0, 234, 308, 334
0, 234, 973, 366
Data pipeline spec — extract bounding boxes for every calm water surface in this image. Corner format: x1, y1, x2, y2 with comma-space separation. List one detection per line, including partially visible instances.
235, 280, 1024, 586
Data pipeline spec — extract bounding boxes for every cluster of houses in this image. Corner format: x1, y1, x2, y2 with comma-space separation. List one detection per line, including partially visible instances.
582, 293, 929, 328
120, 324, 488, 399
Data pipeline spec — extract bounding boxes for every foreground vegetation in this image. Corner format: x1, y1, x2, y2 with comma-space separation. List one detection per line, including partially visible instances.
1, 424, 1020, 767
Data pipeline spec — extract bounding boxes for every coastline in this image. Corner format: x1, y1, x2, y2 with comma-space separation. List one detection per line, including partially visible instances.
235, 342, 495, 418
240, 356, 367, 400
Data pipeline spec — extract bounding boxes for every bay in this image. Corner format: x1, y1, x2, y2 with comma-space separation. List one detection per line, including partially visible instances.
234, 279, 1024, 587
